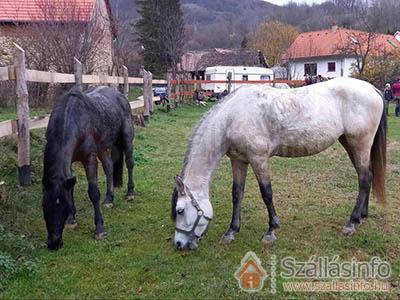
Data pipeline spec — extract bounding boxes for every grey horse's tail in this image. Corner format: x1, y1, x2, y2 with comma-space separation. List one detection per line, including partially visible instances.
371, 87, 387, 202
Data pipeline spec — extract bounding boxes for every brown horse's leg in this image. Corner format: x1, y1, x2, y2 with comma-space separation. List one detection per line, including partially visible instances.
220, 158, 248, 245
99, 151, 114, 208
122, 124, 135, 201
85, 154, 106, 240
250, 157, 280, 243
340, 136, 372, 235
65, 188, 78, 229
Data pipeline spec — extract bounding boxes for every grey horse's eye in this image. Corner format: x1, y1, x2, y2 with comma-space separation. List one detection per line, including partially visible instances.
177, 208, 184, 215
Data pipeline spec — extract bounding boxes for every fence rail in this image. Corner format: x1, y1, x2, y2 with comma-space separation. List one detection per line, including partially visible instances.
0, 66, 167, 85
170, 79, 305, 85
0, 96, 160, 139
0, 43, 167, 186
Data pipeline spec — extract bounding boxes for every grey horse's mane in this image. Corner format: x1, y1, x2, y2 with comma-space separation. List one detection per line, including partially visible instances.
180, 88, 241, 177
172, 88, 241, 220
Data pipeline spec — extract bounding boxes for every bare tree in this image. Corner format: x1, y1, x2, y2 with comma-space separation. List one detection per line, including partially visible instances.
8, 0, 110, 74
336, 30, 377, 77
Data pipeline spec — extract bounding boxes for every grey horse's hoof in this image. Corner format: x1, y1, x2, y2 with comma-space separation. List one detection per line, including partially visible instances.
65, 222, 78, 229
103, 202, 113, 208
262, 232, 277, 246
125, 194, 135, 202
219, 233, 235, 245
342, 224, 356, 236
95, 232, 107, 240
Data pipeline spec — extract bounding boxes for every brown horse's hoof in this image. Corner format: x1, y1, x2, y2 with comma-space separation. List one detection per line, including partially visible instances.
219, 234, 234, 245
95, 232, 107, 240
342, 225, 356, 236
103, 202, 113, 208
126, 194, 135, 202
65, 222, 78, 229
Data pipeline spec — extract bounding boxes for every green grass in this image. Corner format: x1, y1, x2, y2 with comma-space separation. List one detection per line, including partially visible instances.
0, 107, 51, 122
0, 103, 400, 299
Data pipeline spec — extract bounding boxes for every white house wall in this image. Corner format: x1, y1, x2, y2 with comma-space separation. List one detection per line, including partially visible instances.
289, 56, 358, 79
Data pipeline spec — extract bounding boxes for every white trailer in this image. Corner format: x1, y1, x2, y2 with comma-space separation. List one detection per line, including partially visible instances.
202, 66, 274, 95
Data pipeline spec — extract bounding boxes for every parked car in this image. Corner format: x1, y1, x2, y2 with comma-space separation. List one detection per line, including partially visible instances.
153, 87, 167, 97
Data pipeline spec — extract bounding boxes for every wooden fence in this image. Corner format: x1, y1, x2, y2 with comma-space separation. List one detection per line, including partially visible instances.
170, 79, 305, 99
0, 43, 167, 186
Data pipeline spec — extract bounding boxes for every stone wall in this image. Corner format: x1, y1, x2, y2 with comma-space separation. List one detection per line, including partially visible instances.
0, 0, 114, 73
0, 25, 17, 66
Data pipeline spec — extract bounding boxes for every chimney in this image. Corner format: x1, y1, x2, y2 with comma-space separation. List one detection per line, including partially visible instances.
332, 24, 338, 32
395, 31, 400, 43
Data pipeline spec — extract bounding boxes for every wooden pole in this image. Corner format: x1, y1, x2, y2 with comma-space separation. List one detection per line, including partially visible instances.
167, 72, 172, 101
74, 57, 83, 91
13, 43, 30, 186
148, 71, 153, 114
142, 69, 150, 122
122, 65, 129, 98
176, 72, 181, 107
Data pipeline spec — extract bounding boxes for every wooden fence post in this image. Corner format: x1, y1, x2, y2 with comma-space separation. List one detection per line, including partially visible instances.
142, 69, 150, 122
167, 72, 172, 101
122, 65, 129, 98
74, 57, 83, 91
148, 71, 153, 114
13, 43, 30, 186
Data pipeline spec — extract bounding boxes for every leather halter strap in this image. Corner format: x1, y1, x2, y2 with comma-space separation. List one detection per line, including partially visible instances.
175, 185, 212, 239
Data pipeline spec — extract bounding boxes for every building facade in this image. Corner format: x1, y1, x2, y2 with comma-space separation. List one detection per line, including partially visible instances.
0, 0, 115, 73
283, 26, 400, 79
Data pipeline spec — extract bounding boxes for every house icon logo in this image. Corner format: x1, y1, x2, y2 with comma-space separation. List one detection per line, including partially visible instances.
234, 251, 267, 292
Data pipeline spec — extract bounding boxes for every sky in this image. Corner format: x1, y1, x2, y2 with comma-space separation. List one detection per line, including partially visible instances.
264, 0, 325, 5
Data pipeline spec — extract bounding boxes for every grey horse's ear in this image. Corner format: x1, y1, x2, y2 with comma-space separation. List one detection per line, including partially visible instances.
174, 175, 186, 195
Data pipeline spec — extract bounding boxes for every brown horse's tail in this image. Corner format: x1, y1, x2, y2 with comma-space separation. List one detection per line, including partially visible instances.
371, 88, 387, 202
112, 144, 124, 188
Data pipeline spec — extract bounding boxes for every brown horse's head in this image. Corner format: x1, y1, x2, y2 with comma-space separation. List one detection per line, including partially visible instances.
42, 176, 76, 250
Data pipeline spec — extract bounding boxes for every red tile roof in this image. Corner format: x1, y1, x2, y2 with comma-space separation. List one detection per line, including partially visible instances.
283, 27, 400, 60
0, 0, 95, 22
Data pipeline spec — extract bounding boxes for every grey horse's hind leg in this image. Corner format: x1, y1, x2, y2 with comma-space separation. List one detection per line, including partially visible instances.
220, 159, 248, 245
251, 158, 280, 243
339, 135, 370, 220
339, 135, 372, 235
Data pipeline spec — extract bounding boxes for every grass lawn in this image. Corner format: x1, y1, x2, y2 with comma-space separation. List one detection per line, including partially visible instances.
0, 102, 399, 299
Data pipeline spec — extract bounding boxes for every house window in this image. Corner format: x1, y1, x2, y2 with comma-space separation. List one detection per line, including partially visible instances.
328, 62, 336, 72
242, 75, 248, 81
304, 63, 317, 76
206, 74, 211, 80
260, 75, 270, 80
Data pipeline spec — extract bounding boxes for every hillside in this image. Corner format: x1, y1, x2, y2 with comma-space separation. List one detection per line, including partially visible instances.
110, 0, 279, 50
110, 0, 400, 51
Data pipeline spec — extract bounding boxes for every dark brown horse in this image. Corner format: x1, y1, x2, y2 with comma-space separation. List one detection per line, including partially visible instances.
42, 86, 135, 250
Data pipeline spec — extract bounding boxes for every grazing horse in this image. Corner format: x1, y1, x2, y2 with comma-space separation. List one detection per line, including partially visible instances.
42, 86, 135, 250
171, 77, 386, 250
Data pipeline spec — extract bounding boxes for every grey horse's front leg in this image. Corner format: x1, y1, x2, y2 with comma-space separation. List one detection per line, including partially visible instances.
259, 182, 280, 242
251, 157, 280, 244
220, 159, 248, 245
